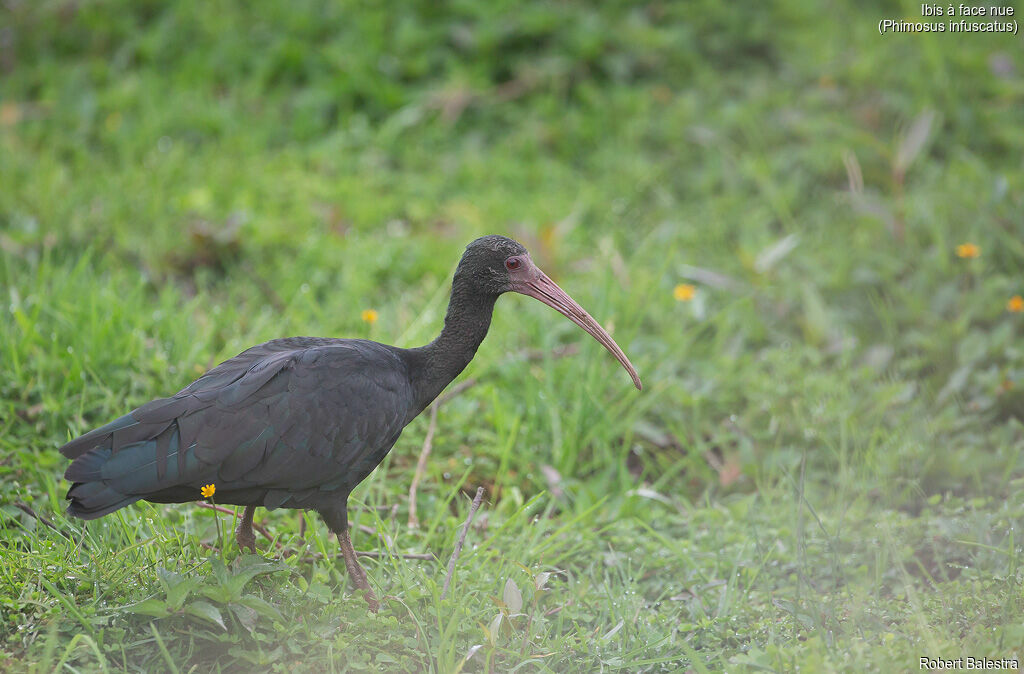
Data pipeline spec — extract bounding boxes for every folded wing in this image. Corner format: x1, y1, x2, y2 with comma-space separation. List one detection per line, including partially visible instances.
62, 338, 413, 518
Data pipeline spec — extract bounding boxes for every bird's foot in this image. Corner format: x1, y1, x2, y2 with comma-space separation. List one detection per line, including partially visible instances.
235, 505, 258, 553
338, 532, 379, 612
345, 557, 380, 613
360, 586, 380, 613
332, 521, 382, 613
235, 524, 257, 552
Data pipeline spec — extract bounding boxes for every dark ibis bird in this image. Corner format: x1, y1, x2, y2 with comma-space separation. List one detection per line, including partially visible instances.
61, 235, 641, 610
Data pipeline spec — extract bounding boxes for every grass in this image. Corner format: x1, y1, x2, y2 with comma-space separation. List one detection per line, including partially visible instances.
2, 0, 1023, 671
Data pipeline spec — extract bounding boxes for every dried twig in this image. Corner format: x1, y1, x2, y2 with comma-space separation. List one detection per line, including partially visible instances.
356, 550, 434, 560
544, 599, 574, 617
494, 74, 538, 102
407, 343, 573, 529
194, 501, 278, 547
441, 486, 486, 600
192, 503, 433, 561
507, 343, 580, 364
358, 523, 393, 548
436, 377, 480, 406
408, 377, 481, 528
297, 550, 437, 562
13, 502, 76, 543
407, 403, 439, 529
676, 263, 745, 292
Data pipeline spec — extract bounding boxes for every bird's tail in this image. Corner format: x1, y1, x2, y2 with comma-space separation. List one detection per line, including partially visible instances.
66, 482, 142, 519
64, 447, 143, 519
61, 405, 211, 520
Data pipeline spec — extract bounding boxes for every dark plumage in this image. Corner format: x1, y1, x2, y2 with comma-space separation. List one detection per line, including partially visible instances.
63, 338, 413, 517
61, 235, 640, 611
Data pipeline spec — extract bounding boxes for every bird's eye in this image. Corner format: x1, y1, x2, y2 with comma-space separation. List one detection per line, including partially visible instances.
504, 257, 523, 271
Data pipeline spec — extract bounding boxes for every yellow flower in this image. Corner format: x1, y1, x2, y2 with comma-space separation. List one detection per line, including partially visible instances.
361, 309, 378, 324
955, 243, 980, 259
673, 284, 696, 301
1008, 295, 1024, 313
201, 484, 216, 499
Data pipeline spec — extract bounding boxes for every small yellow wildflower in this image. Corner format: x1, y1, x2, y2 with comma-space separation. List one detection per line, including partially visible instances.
201, 484, 216, 499
1008, 295, 1024, 313
673, 284, 696, 301
955, 242, 980, 259
361, 309, 379, 324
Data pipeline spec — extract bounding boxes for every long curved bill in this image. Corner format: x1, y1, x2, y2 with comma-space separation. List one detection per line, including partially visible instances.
515, 267, 642, 390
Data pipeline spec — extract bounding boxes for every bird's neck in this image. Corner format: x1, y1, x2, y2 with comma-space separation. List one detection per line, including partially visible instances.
405, 278, 497, 415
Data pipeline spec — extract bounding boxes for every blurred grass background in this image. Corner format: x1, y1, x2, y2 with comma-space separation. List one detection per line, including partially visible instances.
1, 0, 1023, 671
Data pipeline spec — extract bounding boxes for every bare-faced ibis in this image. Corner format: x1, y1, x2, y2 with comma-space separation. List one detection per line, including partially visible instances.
61, 235, 641, 610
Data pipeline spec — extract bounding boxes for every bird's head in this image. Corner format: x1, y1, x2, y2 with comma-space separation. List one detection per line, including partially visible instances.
457, 235, 642, 390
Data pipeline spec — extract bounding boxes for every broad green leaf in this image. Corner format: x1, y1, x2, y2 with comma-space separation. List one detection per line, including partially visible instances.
230, 603, 259, 636
237, 594, 284, 622
199, 585, 233, 604
157, 568, 202, 612
184, 600, 226, 630
224, 560, 287, 601
209, 557, 229, 586
125, 598, 170, 619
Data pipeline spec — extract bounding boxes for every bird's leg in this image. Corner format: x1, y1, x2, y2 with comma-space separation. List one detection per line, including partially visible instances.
235, 505, 257, 552
319, 505, 379, 612
338, 526, 379, 612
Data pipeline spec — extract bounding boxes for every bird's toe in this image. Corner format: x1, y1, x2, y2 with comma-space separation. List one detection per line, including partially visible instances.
235, 530, 257, 552
362, 588, 380, 613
